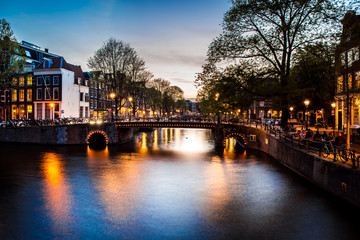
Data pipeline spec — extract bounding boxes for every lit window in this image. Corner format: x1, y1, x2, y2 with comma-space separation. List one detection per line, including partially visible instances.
27, 105, 33, 113
337, 76, 343, 92
356, 72, 360, 89
20, 89, 24, 101
19, 77, 25, 86
348, 73, 353, 90
27, 89, 32, 101
27, 76, 32, 85
12, 89, 17, 101
12, 78, 18, 86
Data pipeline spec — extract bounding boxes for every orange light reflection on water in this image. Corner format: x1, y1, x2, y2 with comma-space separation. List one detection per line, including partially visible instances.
41, 152, 72, 232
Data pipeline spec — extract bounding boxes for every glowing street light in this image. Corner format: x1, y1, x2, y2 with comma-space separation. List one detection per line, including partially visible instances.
49, 103, 55, 120
304, 100, 310, 129
109, 93, 116, 122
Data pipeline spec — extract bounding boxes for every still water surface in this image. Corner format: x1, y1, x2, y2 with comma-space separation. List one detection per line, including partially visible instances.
0, 128, 359, 239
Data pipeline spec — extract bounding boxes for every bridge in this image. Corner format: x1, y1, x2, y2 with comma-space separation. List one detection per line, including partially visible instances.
0, 121, 249, 150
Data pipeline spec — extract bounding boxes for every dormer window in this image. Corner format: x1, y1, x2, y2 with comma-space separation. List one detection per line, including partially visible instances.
43, 60, 52, 68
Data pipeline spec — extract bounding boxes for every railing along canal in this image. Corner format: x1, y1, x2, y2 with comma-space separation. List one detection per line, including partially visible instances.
250, 122, 360, 169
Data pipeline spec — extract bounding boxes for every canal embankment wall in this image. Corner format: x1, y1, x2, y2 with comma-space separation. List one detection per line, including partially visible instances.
243, 126, 360, 207
0, 124, 135, 145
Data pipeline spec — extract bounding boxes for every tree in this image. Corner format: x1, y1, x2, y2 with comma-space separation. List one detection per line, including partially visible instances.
88, 38, 136, 117
0, 19, 25, 88
202, 0, 343, 127
290, 42, 336, 124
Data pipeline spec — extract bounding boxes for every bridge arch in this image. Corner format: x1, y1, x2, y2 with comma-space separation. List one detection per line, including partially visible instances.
223, 132, 247, 151
86, 131, 109, 147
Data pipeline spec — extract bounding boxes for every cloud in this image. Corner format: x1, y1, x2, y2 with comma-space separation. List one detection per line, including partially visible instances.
171, 78, 193, 84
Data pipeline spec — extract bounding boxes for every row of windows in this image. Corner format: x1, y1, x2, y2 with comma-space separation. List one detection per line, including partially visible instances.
36, 88, 60, 101
340, 46, 360, 67
337, 71, 360, 92
12, 89, 32, 102
36, 76, 59, 86
12, 76, 32, 86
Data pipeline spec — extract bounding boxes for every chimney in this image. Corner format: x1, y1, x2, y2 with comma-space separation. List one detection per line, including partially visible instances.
45, 48, 49, 53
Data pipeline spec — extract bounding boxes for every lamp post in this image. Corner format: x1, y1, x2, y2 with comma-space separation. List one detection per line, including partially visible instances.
109, 93, 116, 122
215, 93, 221, 124
289, 106, 294, 119
331, 102, 336, 129
304, 100, 310, 129
49, 103, 55, 121
128, 96, 133, 120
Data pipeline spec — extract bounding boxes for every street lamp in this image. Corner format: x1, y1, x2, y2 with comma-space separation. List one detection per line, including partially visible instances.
304, 99, 310, 129
289, 106, 294, 119
331, 102, 336, 129
109, 93, 116, 122
128, 96, 133, 120
215, 93, 220, 124
49, 103, 55, 121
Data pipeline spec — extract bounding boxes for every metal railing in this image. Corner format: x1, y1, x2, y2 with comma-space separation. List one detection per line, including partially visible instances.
257, 123, 360, 169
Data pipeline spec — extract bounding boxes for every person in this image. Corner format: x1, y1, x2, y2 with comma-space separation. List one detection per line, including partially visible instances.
305, 129, 313, 139
334, 132, 346, 146
321, 131, 328, 141
313, 130, 322, 141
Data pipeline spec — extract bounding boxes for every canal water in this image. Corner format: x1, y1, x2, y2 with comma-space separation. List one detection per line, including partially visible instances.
0, 128, 359, 239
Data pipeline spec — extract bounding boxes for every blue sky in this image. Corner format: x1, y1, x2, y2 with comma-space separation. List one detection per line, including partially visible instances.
1, 0, 232, 98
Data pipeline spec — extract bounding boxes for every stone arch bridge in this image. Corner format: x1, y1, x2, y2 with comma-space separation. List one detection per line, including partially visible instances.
0, 121, 259, 149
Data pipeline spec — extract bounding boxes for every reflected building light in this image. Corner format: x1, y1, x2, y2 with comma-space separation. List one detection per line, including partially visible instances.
41, 152, 72, 232
140, 132, 148, 154
153, 129, 159, 150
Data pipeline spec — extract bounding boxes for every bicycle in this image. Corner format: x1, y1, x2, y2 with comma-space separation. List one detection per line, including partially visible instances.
321, 140, 335, 158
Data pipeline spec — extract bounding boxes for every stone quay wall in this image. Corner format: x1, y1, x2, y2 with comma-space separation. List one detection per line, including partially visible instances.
241, 125, 360, 207
0, 123, 135, 145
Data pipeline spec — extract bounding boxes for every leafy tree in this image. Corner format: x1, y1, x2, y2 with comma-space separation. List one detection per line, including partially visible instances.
290, 42, 336, 124
0, 19, 25, 88
201, 0, 343, 127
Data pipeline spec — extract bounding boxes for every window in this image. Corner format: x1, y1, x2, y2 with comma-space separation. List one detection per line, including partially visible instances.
27, 89, 32, 101
37, 89, 42, 100
19, 76, 25, 86
85, 107, 88, 118
36, 103, 42, 119
337, 76, 343, 92
12, 77, 18, 86
354, 47, 360, 62
79, 106, 83, 118
37, 77, 42, 86
80, 92, 84, 102
27, 76, 32, 85
45, 76, 50, 86
27, 105, 32, 113
19, 89, 25, 101
12, 89, 17, 101
45, 89, 51, 100
53, 88, 59, 100
341, 52, 346, 66
44, 60, 52, 68
53, 76, 59, 85
348, 73, 353, 90
85, 80, 88, 86
356, 72, 360, 89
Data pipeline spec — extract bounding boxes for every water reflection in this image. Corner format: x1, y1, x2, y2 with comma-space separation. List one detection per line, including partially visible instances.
0, 129, 358, 239
41, 152, 73, 233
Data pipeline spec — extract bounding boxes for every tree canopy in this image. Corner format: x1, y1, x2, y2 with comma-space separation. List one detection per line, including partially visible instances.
197, 0, 344, 126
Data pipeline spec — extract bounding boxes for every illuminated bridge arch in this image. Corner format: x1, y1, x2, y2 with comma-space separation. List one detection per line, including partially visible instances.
86, 131, 109, 147
223, 132, 247, 151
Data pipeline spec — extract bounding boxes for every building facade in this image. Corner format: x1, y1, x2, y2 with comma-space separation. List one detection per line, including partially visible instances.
335, 11, 360, 131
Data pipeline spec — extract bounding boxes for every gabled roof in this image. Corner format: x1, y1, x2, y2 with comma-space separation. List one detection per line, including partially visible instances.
68, 63, 85, 80
34, 57, 72, 71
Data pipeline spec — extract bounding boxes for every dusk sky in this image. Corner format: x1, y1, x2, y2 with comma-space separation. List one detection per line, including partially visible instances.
1, 0, 232, 98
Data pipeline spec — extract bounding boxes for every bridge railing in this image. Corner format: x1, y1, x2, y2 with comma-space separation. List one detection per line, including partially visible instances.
249, 122, 360, 169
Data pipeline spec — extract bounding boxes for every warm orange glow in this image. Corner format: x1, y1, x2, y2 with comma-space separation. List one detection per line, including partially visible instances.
139, 132, 148, 154
41, 152, 72, 230
304, 99, 310, 107
49, 103, 55, 108
109, 92, 116, 99
331, 102, 336, 108
128, 96, 133, 102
